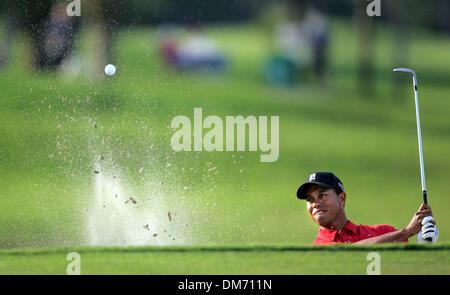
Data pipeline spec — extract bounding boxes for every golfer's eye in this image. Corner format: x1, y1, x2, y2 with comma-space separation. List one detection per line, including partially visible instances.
319, 193, 327, 198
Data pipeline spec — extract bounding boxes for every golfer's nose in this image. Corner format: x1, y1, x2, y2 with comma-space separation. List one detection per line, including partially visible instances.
311, 198, 322, 208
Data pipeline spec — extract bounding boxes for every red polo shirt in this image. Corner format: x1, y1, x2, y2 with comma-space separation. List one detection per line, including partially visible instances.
313, 220, 407, 244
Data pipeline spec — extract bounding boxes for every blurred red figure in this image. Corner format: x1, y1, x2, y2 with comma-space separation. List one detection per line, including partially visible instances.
157, 25, 227, 72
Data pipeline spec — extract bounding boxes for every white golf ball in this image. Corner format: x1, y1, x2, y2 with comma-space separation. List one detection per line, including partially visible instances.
105, 64, 116, 76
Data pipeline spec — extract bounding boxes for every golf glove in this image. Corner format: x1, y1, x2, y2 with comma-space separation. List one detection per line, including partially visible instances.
417, 216, 439, 243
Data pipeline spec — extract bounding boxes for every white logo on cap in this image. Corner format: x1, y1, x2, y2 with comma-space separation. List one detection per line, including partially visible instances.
309, 173, 316, 182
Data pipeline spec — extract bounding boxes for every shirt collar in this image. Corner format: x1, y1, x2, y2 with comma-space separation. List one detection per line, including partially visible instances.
344, 220, 358, 234
317, 220, 358, 240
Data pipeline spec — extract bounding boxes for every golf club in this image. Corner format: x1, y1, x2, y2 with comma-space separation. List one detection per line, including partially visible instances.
393, 68, 438, 243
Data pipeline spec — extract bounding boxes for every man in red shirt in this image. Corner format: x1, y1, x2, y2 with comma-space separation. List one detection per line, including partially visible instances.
296, 171, 436, 244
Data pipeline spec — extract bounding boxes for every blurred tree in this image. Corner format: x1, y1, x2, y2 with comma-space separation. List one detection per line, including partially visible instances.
82, 0, 127, 77
0, 0, 81, 71
385, 0, 410, 103
0, 2, 18, 67
0, 0, 55, 70
353, 0, 376, 98
126, 0, 261, 24
436, 0, 450, 32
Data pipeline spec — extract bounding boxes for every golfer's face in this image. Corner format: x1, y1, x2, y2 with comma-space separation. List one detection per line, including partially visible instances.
305, 185, 342, 226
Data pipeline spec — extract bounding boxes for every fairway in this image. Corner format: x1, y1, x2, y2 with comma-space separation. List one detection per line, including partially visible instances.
0, 11, 449, 276
1, 244, 450, 275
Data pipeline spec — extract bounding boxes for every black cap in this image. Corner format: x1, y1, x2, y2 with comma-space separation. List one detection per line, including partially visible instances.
296, 172, 345, 199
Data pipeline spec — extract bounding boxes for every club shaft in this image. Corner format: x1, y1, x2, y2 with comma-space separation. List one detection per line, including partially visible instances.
412, 75, 427, 204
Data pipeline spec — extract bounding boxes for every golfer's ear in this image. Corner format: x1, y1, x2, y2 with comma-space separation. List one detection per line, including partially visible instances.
338, 192, 346, 208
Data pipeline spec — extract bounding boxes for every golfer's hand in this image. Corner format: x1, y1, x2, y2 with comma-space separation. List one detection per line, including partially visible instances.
404, 203, 434, 236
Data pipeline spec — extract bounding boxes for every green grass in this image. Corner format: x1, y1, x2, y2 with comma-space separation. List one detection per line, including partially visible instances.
0, 18, 449, 274
1, 244, 450, 275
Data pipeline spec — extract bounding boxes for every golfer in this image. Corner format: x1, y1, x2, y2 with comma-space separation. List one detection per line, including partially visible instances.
297, 171, 436, 244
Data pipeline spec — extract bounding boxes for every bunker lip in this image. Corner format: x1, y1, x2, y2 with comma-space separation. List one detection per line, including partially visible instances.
2, 243, 449, 256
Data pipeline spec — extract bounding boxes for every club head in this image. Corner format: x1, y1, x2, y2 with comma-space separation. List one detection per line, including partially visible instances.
393, 68, 416, 76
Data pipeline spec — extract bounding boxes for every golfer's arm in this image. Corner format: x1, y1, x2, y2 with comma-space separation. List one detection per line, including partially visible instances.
354, 229, 412, 244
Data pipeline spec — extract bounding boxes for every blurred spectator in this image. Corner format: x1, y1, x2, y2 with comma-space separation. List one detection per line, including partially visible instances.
263, 3, 329, 87
0, 0, 80, 72
40, 2, 80, 70
0, 0, 52, 70
0, 0, 123, 77
158, 25, 180, 67
263, 3, 307, 87
264, 20, 307, 86
158, 25, 227, 73
301, 7, 329, 82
